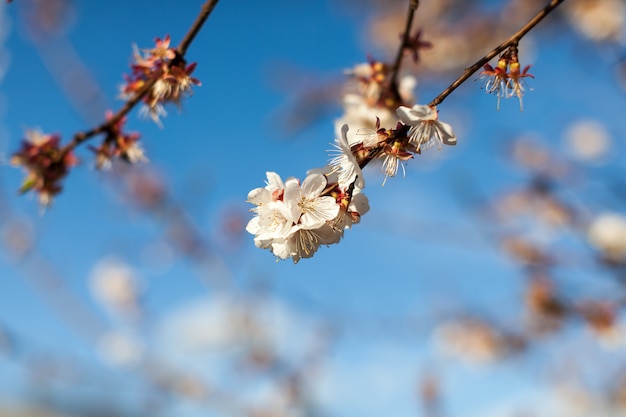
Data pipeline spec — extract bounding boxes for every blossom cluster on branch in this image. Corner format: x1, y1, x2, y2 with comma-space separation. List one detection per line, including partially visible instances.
10, 34, 200, 206
247, 41, 460, 264
120, 34, 200, 125
6, 0, 564, 262
480, 44, 534, 110
244, 0, 574, 262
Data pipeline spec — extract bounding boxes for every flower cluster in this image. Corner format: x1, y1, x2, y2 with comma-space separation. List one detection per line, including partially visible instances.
89, 112, 147, 170
337, 58, 417, 145
246, 167, 369, 263
480, 45, 534, 110
248, 107, 456, 262
120, 35, 200, 125
10, 130, 78, 206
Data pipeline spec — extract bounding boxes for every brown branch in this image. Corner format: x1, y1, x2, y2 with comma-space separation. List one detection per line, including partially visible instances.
388, 0, 419, 91
61, 0, 220, 156
428, 0, 566, 108
177, 0, 220, 57
68, 79, 158, 150
339, 0, 567, 180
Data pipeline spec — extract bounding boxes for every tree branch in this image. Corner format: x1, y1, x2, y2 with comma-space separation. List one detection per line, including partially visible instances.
61, 0, 220, 156
388, 0, 419, 91
428, 0, 566, 108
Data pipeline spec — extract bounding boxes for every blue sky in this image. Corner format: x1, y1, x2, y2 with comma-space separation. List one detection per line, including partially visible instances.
2, 1, 626, 416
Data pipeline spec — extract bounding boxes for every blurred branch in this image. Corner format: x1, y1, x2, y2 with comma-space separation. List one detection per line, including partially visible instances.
388, 0, 419, 94
61, 0, 220, 156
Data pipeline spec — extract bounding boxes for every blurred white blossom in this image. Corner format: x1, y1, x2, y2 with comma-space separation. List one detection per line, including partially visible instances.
588, 213, 626, 262
565, 0, 625, 42
89, 256, 142, 315
97, 331, 144, 368
564, 119, 611, 162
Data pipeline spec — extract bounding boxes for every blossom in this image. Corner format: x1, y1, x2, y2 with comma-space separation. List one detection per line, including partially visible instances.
480, 51, 534, 111
246, 175, 292, 249
120, 35, 201, 126
282, 174, 339, 228
481, 58, 509, 110
329, 124, 365, 189
247, 172, 345, 263
588, 213, 626, 263
332, 187, 370, 231
90, 112, 148, 170
396, 105, 457, 151
335, 94, 397, 145
565, 119, 611, 162
506, 60, 534, 111
89, 256, 142, 316
346, 60, 388, 105
10, 129, 77, 206
565, 0, 625, 42
381, 140, 413, 186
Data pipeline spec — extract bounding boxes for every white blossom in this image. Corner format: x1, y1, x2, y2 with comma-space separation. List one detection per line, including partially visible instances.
588, 212, 626, 262
329, 124, 365, 189
565, 119, 611, 162
247, 172, 343, 263
396, 105, 457, 151
246, 173, 292, 251
283, 174, 339, 228
89, 256, 142, 315
335, 94, 397, 146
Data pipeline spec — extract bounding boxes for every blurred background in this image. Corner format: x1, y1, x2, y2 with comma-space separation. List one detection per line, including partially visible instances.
1, 0, 626, 416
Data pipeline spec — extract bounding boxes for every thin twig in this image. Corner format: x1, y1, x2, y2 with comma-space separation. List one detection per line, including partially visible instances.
177, 0, 220, 56
428, 0, 565, 108
69, 79, 157, 149
354, 0, 565, 173
388, 0, 419, 91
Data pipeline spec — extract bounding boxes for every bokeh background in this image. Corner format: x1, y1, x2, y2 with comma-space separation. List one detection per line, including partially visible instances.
2, 0, 626, 416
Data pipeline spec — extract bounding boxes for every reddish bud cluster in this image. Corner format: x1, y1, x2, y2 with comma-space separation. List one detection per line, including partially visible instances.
120, 35, 201, 124
10, 131, 77, 206
89, 112, 146, 170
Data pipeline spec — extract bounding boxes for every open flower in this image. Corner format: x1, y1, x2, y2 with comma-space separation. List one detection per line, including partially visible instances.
481, 58, 509, 110
396, 105, 457, 151
381, 140, 413, 186
282, 174, 339, 228
247, 172, 344, 263
506, 60, 534, 111
328, 124, 365, 189
480, 47, 534, 111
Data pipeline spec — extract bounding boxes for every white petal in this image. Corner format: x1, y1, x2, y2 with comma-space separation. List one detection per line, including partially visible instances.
270, 237, 294, 260
355, 128, 379, 147
340, 123, 350, 143
280, 181, 303, 224
265, 171, 284, 192
300, 196, 340, 228
247, 187, 270, 205
437, 121, 457, 146
349, 192, 370, 216
315, 223, 342, 245
396, 105, 435, 125
245, 217, 260, 235
301, 173, 327, 198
